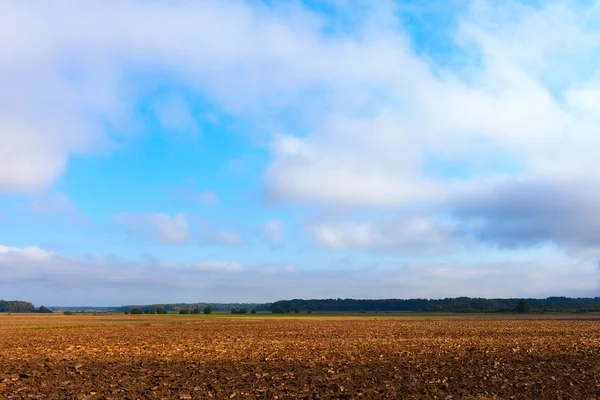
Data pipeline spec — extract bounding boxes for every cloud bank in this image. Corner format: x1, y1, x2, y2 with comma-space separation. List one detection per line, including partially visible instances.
3, 1, 600, 301
0, 244, 597, 305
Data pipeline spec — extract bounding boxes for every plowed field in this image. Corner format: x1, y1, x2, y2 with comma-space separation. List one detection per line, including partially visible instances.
1, 314, 600, 399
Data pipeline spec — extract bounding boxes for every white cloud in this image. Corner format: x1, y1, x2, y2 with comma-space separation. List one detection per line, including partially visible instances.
0, 245, 53, 262
262, 2, 600, 207
4, 0, 600, 263
0, 244, 251, 304
565, 86, 600, 114
408, 258, 600, 299
264, 128, 438, 206
256, 263, 296, 275
0, 0, 325, 193
4, 1, 599, 202
117, 212, 191, 245
310, 217, 457, 255
2, 244, 596, 305
196, 261, 245, 273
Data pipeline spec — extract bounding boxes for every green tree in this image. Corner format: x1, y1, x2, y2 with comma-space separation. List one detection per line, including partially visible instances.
0, 300, 35, 313
203, 306, 212, 314
37, 305, 53, 313
272, 306, 284, 314
192, 307, 201, 314
514, 300, 531, 313
250, 309, 256, 314
179, 309, 190, 314
130, 307, 144, 315
157, 307, 168, 314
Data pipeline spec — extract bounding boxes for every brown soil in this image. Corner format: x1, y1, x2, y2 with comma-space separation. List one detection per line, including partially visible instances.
1, 314, 599, 399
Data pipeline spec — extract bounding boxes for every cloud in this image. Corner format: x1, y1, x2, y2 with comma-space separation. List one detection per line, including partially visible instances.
0, 0, 362, 194
22, 192, 89, 226
566, 85, 600, 114
263, 219, 284, 248
196, 261, 244, 273
262, 2, 600, 208
4, 0, 600, 281
255, 263, 296, 275
115, 212, 246, 247
264, 129, 437, 206
199, 229, 246, 247
450, 177, 600, 254
310, 217, 457, 255
2, 244, 597, 305
0, 245, 53, 262
306, 174, 600, 256
166, 188, 220, 205
195, 217, 246, 247
152, 94, 199, 137
226, 157, 248, 176
116, 212, 191, 245
4, 0, 599, 210
386, 258, 600, 300
0, 244, 251, 305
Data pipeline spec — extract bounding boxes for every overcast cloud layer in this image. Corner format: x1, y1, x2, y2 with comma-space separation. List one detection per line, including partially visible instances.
1, 0, 600, 305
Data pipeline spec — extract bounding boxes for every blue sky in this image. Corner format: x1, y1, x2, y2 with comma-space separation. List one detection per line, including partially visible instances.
1, 0, 600, 306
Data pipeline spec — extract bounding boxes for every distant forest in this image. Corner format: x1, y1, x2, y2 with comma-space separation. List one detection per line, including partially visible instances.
269, 297, 600, 313
5, 297, 600, 314
116, 302, 269, 313
0, 300, 35, 313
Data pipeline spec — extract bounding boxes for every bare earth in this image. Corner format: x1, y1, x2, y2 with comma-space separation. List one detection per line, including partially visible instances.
1, 314, 600, 399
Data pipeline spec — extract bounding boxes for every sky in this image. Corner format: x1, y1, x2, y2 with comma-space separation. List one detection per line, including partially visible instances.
2, 0, 600, 306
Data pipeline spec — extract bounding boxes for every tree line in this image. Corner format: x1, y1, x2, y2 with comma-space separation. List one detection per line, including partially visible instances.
118, 302, 267, 313
6, 297, 600, 315
0, 300, 35, 313
0, 300, 53, 313
268, 297, 600, 313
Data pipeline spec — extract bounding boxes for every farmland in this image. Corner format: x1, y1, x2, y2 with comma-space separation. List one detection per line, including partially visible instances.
1, 314, 600, 399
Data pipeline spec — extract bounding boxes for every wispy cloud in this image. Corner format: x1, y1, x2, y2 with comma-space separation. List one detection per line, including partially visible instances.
114, 212, 247, 247
263, 219, 284, 249
22, 192, 89, 226
1, 244, 597, 305
195, 217, 246, 247
196, 261, 245, 273
152, 94, 199, 138
166, 187, 220, 205
116, 212, 191, 245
